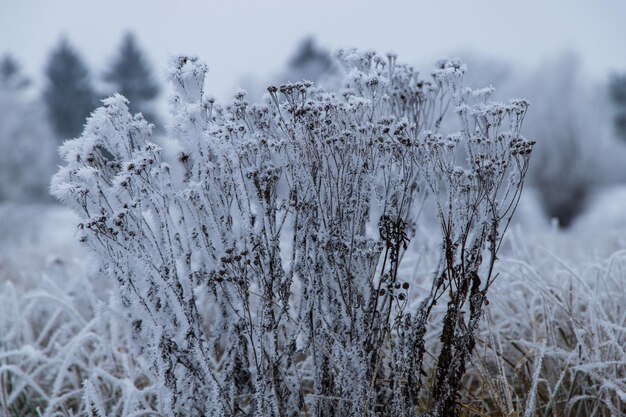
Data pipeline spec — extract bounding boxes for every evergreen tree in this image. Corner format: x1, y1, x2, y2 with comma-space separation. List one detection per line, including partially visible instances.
104, 33, 160, 125
44, 38, 97, 141
609, 73, 626, 141
0, 54, 30, 90
284, 36, 336, 83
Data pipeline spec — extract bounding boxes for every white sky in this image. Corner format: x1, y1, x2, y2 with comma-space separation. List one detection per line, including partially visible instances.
1, 0, 625, 100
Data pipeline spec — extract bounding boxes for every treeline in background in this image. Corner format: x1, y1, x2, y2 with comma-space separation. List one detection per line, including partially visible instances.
0, 33, 159, 203
3, 35, 626, 229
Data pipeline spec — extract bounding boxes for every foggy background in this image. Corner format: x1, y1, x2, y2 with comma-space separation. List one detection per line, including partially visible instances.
3, 0, 626, 99
1, 0, 626, 231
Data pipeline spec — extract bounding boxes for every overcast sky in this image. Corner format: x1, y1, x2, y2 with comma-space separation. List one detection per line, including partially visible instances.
1, 0, 625, 100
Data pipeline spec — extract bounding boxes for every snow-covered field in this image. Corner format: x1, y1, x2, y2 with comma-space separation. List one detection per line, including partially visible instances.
0, 204, 91, 289
0, 204, 160, 416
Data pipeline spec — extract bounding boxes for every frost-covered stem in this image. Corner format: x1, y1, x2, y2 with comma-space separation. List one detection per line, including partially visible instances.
52, 52, 533, 417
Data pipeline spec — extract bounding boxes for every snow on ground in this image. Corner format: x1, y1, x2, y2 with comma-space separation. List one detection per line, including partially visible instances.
499, 185, 626, 265
0, 203, 95, 291
575, 185, 626, 232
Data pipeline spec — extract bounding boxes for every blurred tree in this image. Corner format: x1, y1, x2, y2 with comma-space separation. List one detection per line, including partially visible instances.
285, 37, 335, 83
0, 54, 56, 202
274, 36, 341, 89
0, 54, 30, 90
104, 33, 160, 125
609, 73, 626, 141
240, 36, 339, 102
523, 52, 598, 228
44, 38, 97, 141
463, 51, 622, 227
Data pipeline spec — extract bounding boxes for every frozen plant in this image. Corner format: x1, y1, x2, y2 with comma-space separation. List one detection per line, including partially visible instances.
52, 51, 533, 416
